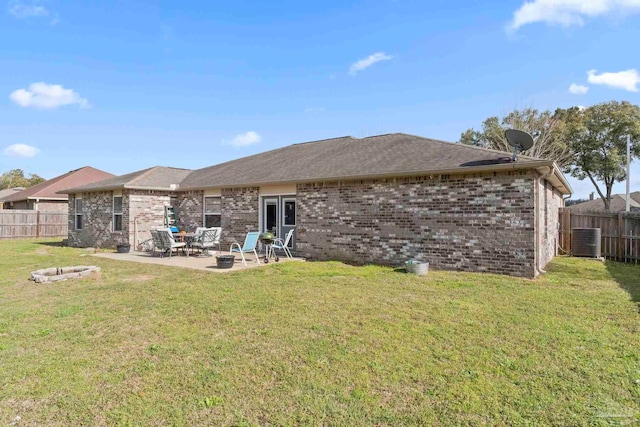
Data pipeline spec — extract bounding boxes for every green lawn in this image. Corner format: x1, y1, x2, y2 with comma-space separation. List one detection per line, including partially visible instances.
0, 239, 638, 426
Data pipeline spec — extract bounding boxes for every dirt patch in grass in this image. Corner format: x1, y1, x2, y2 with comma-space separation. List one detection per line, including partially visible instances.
121, 275, 156, 282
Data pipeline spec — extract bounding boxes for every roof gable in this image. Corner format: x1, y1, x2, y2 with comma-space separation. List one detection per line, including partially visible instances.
1, 167, 114, 202
59, 166, 192, 193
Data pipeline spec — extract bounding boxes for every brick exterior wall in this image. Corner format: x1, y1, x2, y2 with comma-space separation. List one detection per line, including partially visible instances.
128, 190, 176, 247
68, 192, 120, 248
220, 187, 259, 247
538, 178, 564, 269
296, 171, 537, 277
176, 191, 204, 232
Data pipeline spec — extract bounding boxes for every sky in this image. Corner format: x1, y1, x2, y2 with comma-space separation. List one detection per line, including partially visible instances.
1, 0, 639, 199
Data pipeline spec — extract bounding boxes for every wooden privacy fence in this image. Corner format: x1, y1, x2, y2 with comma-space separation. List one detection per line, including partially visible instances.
558, 208, 640, 263
0, 210, 68, 239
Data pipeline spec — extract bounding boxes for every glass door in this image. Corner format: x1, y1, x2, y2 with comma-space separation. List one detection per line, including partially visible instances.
261, 196, 296, 251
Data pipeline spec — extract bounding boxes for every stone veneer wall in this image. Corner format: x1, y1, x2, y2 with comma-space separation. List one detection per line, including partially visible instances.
538, 179, 564, 269
176, 190, 204, 232
220, 187, 259, 247
296, 170, 537, 278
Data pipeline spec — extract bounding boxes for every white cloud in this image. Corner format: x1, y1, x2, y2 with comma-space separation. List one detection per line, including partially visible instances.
230, 131, 261, 147
508, 0, 640, 31
9, 82, 90, 110
8, 2, 48, 18
349, 52, 393, 76
568, 83, 589, 94
4, 144, 40, 158
587, 69, 640, 92
304, 107, 326, 113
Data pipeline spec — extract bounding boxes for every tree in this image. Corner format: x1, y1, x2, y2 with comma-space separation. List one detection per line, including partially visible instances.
0, 169, 45, 190
562, 101, 640, 212
460, 107, 574, 168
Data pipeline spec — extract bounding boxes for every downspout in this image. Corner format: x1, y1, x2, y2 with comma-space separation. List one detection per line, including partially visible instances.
535, 167, 553, 276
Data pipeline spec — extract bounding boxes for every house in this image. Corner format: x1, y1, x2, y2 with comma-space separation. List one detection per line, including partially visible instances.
567, 191, 640, 213
1, 166, 114, 212
0, 188, 25, 209
59, 133, 572, 278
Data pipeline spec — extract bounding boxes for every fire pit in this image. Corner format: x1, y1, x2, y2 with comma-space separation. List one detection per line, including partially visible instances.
30, 266, 101, 283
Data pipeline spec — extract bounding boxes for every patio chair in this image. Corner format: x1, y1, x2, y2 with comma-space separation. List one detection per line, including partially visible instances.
271, 229, 294, 259
149, 229, 165, 257
156, 228, 187, 258
191, 227, 220, 256
230, 231, 260, 266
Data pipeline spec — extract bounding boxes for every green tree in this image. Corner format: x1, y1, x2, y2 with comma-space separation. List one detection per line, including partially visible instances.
562, 101, 640, 212
460, 107, 573, 168
0, 169, 45, 190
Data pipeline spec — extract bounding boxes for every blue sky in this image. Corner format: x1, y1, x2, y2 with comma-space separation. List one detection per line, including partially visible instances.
1, 0, 639, 199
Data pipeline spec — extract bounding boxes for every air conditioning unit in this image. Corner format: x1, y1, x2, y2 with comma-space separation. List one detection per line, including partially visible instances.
571, 228, 601, 258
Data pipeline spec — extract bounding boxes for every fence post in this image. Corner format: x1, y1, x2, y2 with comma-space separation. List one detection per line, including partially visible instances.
563, 208, 571, 254
36, 210, 40, 238
617, 212, 624, 261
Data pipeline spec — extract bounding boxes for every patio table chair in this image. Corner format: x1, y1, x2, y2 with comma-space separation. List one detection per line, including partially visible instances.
156, 228, 187, 258
230, 231, 260, 266
191, 227, 220, 256
271, 229, 294, 259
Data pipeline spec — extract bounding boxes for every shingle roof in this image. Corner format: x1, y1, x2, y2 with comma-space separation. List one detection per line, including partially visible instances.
58, 166, 192, 193
180, 133, 547, 189
0, 188, 25, 201
1, 167, 114, 202
568, 191, 640, 212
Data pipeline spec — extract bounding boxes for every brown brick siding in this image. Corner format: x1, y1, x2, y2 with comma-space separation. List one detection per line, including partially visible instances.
68, 192, 120, 248
176, 191, 204, 232
127, 190, 176, 247
296, 171, 537, 277
539, 178, 563, 269
220, 187, 259, 247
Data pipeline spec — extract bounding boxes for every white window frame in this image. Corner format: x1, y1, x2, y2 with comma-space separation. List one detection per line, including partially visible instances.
75, 197, 83, 230
113, 195, 123, 232
203, 196, 222, 228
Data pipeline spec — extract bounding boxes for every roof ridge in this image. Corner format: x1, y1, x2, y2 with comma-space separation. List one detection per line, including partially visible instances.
393, 132, 540, 161
292, 135, 356, 146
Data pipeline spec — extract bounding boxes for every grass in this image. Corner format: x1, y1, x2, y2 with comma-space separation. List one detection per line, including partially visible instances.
0, 239, 638, 426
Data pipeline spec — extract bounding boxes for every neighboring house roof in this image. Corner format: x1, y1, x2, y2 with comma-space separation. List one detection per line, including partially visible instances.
59, 133, 572, 195
181, 133, 571, 193
0, 187, 25, 200
568, 191, 640, 212
58, 166, 192, 193
1, 167, 114, 202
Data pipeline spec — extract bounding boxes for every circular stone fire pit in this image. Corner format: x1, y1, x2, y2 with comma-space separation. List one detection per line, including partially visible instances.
30, 266, 101, 283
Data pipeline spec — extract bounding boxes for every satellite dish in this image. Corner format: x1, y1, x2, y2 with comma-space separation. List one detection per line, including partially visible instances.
505, 129, 534, 161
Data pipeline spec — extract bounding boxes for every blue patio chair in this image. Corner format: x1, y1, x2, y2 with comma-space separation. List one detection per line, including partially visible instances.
230, 231, 260, 266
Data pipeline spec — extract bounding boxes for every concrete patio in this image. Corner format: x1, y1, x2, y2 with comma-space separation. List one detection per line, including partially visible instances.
91, 249, 304, 272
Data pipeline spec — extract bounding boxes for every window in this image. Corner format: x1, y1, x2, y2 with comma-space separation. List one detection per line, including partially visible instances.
113, 195, 123, 232
204, 196, 221, 227
283, 199, 296, 226
75, 197, 83, 230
